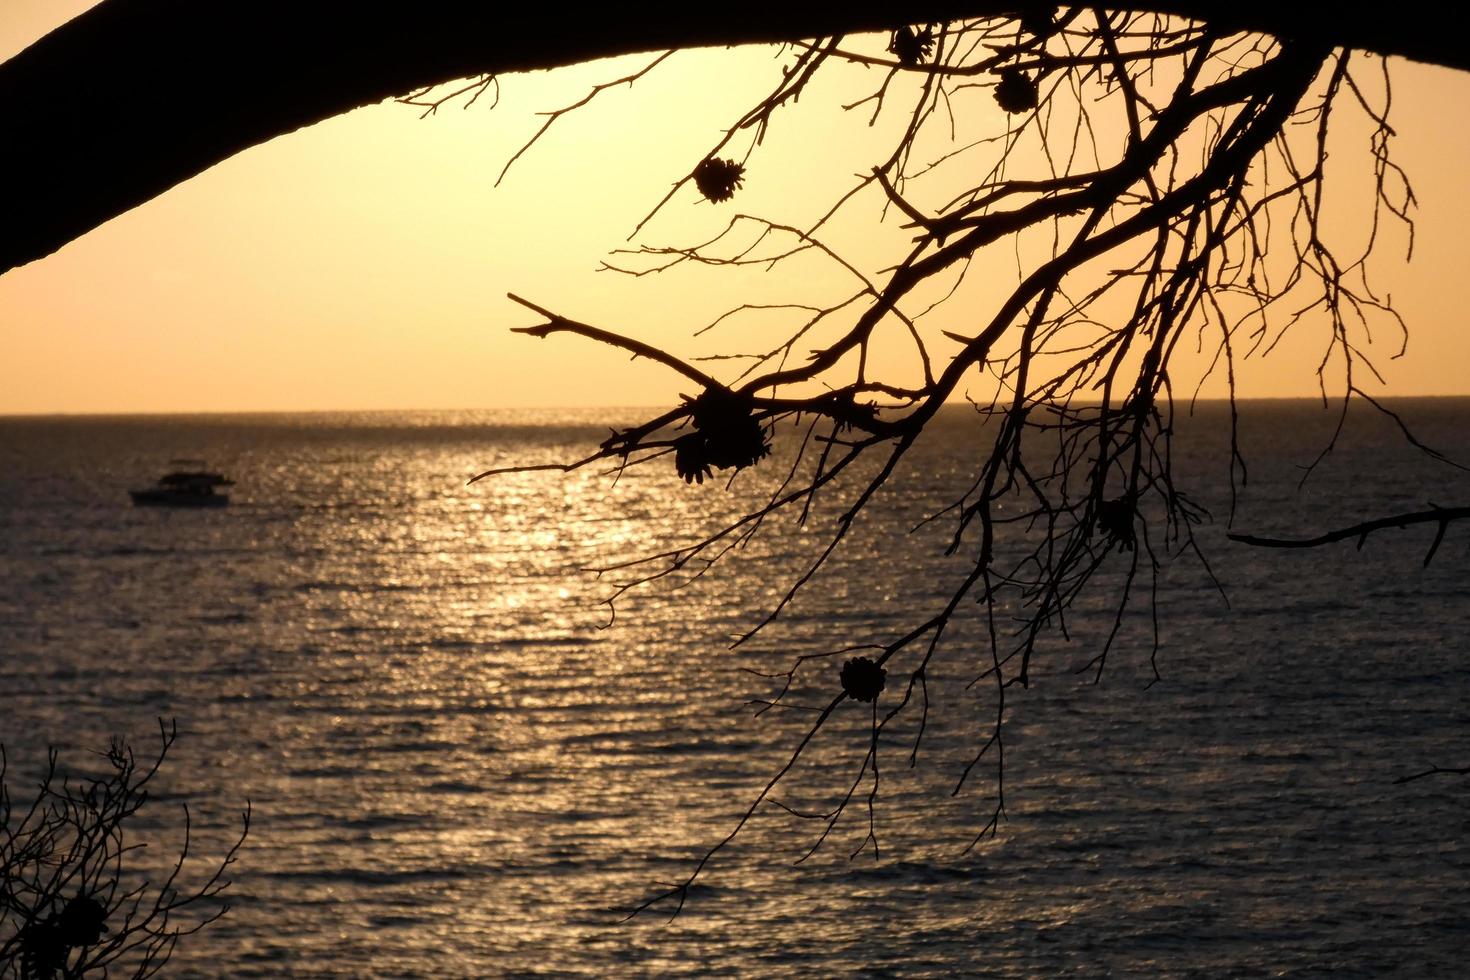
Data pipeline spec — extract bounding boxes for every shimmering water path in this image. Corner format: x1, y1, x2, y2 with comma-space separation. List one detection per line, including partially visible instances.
2, 404, 1468, 977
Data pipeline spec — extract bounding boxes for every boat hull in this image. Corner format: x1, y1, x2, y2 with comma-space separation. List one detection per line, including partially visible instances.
129, 489, 229, 507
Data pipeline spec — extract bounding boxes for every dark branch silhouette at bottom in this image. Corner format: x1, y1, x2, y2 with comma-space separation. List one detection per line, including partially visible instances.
1228, 505, 1470, 566
0, 720, 249, 979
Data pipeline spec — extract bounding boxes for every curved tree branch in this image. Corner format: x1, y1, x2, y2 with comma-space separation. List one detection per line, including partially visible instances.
0, 1, 1465, 275
1228, 505, 1470, 565
507, 293, 721, 389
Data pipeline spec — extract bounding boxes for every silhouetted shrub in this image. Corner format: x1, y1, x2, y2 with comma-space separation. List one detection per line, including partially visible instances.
0, 721, 248, 979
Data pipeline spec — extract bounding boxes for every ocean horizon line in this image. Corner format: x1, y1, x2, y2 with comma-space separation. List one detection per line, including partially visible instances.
6, 393, 1470, 422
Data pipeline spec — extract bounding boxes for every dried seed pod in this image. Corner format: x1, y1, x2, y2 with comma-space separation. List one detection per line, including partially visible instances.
1020, 4, 1057, 39
673, 387, 770, 485
889, 25, 936, 67
692, 387, 768, 471
20, 920, 66, 978
56, 895, 109, 948
674, 433, 712, 485
840, 656, 887, 702
994, 69, 1038, 114
1096, 496, 1136, 551
693, 157, 745, 203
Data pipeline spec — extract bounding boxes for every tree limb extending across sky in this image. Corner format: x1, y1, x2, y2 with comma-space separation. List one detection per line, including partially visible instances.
0, 1, 1464, 273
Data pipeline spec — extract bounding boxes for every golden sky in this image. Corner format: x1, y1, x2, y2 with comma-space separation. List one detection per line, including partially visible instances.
4, 4, 1470, 414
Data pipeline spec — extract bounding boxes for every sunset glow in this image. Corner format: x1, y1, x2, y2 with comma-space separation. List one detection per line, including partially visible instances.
6, 9, 1470, 973
4, 4, 1470, 413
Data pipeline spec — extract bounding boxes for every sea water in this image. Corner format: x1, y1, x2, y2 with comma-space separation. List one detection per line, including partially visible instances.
1, 402, 1468, 977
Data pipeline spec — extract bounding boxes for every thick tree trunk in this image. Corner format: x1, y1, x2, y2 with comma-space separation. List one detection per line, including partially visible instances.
1, 1, 1460, 274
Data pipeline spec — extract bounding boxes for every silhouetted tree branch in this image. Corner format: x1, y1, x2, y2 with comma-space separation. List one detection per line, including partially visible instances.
1228, 505, 1470, 565
449, 11, 1452, 914
1, 1, 1468, 273
0, 721, 249, 979
1394, 766, 1470, 785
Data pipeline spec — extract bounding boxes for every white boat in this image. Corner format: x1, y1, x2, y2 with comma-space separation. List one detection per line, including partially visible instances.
129, 460, 234, 507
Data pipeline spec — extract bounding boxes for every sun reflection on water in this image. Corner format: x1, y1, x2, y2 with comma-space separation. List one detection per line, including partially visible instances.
1, 408, 1469, 974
